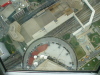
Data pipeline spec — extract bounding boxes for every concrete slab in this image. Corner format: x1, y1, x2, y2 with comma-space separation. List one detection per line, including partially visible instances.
22, 18, 41, 35
58, 49, 72, 67
21, 25, 33, 43
0, 5, 14, 18
35, 59, 67, 71
39, 43, 73, 67
21, 18, 41, 43
44, 43, 64, 58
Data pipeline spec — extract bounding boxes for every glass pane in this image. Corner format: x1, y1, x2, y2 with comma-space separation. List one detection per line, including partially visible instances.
0, 0, 100, 72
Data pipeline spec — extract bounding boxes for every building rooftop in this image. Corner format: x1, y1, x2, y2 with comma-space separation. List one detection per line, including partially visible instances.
48, 2, 70, 18
24, 37, 77, 70
63, 8, 74, 15
35, 59, 67, 71
21, 18, 41, 43
34, 9, 57, 28
0, 5, 14, 18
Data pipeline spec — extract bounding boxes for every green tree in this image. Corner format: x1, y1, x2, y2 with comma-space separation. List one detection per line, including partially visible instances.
63, 33, 70, 40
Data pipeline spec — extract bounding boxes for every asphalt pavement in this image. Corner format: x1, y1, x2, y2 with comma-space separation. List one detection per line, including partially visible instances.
78, 49, 100, 68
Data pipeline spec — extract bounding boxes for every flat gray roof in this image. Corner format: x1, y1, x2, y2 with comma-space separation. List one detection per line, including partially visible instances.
35, 59, 67, 71
21, 18, 41, 43
33, 10, 57, 28
1, 5, 14, 18
21, 10, 57, 43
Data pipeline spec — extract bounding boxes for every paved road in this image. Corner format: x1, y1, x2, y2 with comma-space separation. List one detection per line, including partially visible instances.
78, 49, 100, 68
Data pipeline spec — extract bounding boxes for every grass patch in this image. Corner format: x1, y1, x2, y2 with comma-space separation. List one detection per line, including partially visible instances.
75, 46, 85, 60
70, 37, 86, 60
80, 58, 100, 71
0, 35, 16, 54
70, 37, 79, 47
88, 32, 100, 47
63, 33, 70, 40
92, 20, 100, 27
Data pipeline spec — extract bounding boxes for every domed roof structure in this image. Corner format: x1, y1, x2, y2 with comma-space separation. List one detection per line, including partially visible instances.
23, 37, 77, 71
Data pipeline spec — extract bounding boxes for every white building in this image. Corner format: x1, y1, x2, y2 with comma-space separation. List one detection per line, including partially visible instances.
0, 42, 10, 60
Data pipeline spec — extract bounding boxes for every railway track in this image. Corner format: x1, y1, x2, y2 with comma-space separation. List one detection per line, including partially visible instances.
54, 19, 81, 37
45, 1, 100, 38
4, 52, 22, 69
93, 2, 100, 22
88, 0, 100, 6
77, 2, 100, 25
45, 17, 81, 37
